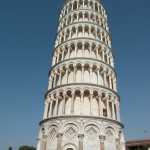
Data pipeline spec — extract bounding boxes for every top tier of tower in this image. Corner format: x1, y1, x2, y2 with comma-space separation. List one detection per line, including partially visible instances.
61, 0, 107, 21
54, 0, 111, 49
59, 0, 108, 29
52, 0, 113, 69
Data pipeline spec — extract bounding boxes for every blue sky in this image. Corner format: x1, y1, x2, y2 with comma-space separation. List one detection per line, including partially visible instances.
0, 0, 150, 150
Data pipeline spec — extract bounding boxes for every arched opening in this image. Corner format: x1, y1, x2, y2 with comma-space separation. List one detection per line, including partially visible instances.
74, 90, 81, 115
63, 144, 77, 150
65, 90, 72, 115
83, 90, 90, 115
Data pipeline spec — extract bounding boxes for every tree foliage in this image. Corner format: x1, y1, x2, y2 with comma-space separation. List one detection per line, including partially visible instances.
19, 146, 36, 150
141, 144, 150, 150
8, 147, 12, 150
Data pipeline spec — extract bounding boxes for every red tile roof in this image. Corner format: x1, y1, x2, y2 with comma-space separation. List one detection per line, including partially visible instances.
126, 139, 150, 147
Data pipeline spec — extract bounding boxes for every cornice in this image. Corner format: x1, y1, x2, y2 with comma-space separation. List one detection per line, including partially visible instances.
59, 8, 107, 23
62, 0, 108, 17
49, 57, 117, 77
44, 83, 120, 101
39, 115, 124, 128
57, 21, 111, 40
52, 37, 114, 58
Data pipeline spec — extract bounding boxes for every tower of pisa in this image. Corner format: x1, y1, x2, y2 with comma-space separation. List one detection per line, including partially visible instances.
37, 0, 125, 150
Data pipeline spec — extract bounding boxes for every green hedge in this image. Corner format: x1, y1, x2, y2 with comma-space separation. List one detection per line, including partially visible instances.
19, 146, 36, 150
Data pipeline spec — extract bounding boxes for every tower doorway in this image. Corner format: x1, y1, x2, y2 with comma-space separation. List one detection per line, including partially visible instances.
63, 145, 77, 150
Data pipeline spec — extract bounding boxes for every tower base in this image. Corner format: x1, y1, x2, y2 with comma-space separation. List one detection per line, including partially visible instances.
37, 116, 125, 150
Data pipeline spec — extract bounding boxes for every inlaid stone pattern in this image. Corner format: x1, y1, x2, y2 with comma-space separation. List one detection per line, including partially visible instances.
106, 130, 114, 143
64, 124, 78, 140
48, 126, 58, 141
85, 125, 99, 140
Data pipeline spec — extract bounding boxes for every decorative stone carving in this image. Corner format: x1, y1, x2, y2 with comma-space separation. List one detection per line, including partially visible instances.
85, 125, 99, 140
99, 135, 106, 143
64, 124, 78, 140
115, 138, 120, 144
106, 130, 114, 142
48, 126, 58, 141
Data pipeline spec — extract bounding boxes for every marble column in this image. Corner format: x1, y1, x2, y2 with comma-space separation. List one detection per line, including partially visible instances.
77, 13, 79, 22
101, 32, 103, 43
71, 2, 73, 10
81, 65, 84, 82
49, 76, 53, 89
49, 101, 53, 117
42, 138, 47, 150
69, 28, 72, 39
89, 26, 91, 37
68, 46, 71, 59
62, 50, 65, 61
73, 65, 76, 83
77, 1, 79, 9
115, 138, 120, 150
89, 43, 92, 57
53, 73, 57, 87
81, 92, 84, 115
97, 67, 100, 84
89, 66, 92, 83
83, 12, 85, 21
37, 138, 41, 150
71, 15, 73, 23
96, 46, 98, 59
57, 133, 63, 150
43, 102, 48, 119
98, 95, 102, 117
106, 98, 110, 118
62, 94, 66, 115
67, 5, 69, 13
99, 135, 106, 150
98, 4, 100, 13
82, 43, 85, 56
82, 26, 85, 37
64, 32, 66, 41
71, 91, 75, 114
78, 134, 84, 150
117, 103, 121, 121
75, 43, 77, 57
103, 70, 107, 87
90, 93, 93, 115
112, 101, 115, 119
76, 26, 78, 37
59, 70, 62, 85
65, 67, 69, 84
114, 78, 117, 91
55, 98, 59, 116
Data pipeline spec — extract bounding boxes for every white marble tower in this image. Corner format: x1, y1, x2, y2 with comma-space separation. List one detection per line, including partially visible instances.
37, 0, 125, 150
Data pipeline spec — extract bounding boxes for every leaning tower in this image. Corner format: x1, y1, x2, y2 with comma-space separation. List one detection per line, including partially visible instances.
37, 0, 125, 150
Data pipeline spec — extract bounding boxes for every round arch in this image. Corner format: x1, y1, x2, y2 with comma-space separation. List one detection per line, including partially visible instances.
63, 144, 77, 150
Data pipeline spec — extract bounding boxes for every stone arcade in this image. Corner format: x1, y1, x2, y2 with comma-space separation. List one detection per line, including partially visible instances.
37, 0, 125, 150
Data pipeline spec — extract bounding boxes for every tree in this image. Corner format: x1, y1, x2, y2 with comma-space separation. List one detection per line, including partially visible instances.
141, 144, 150, 150
19, 146, 36, 150
8, 147, 12, 150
